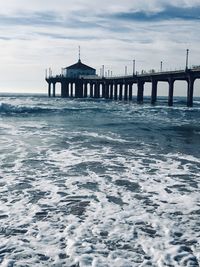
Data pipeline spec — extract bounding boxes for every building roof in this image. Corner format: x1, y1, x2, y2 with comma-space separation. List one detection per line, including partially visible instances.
65, 60, 95, 71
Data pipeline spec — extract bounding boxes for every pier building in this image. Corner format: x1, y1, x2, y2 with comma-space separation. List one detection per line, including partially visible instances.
63, 59, 96, 78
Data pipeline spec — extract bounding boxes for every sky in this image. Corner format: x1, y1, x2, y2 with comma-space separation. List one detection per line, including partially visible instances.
0, 0, 200, 95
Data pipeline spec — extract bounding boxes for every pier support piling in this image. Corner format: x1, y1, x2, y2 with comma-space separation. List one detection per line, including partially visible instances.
94, 83, 99, 98
119, 84, 123, 100
97, 84, 101, 98
124, 84, 128, 101
70, 83, 73, 97
90, 83, 94, 98
109, 84, 114, 99
53, 83, 56, 97
76, 80, 83, 98
105, 83, 109, 99
168, 78, 174, 106
137, 81, 144, 103
48, 83, 51, 97
129, 83, 133, 101
61, 81, 69, 98
102, 83, 106, 98
83, 83, 88, 98
114, 84, 118, 100
151, 80, 158, 104
187, 77, 195, 107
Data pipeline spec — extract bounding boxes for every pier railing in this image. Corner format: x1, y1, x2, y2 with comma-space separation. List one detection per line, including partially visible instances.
46, 65, 200, 80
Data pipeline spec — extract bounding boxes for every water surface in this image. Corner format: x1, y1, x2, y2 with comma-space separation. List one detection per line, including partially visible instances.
0, 95, 199, 266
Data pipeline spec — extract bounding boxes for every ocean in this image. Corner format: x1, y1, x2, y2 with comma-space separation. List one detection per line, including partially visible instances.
0, 95, 200, 267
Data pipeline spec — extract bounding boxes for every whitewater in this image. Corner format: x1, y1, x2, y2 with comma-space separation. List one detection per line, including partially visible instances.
0, 95, 200, 267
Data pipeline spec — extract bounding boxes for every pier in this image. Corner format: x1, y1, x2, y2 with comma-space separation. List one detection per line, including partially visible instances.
46, 67, 200, 107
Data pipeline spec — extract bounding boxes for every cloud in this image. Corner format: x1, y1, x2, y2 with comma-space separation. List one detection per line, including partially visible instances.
110, 5, 200, 22
0, 11, 107, 33
0, 2, 199, 32
0, 12, 62, 27
0, 36, 13, 40
0, 0, 199, 94
35, 32, 102, 41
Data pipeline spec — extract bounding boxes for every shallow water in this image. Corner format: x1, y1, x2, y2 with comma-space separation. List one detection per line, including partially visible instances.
0, 95, 200, 266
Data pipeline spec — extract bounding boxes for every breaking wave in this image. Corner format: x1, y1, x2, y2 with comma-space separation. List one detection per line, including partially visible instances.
0, 102, 106, 115
0, 102, 53, 114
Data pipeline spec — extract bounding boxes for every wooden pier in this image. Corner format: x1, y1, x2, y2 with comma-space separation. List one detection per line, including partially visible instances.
46, 68, 200, 107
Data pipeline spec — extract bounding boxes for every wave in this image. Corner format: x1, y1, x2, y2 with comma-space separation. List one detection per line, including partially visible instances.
0, 102, 107, 115
0, 102, 55, 114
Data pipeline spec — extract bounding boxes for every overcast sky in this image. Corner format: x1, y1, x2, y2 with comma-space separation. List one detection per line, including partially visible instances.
0, 0, 200, 95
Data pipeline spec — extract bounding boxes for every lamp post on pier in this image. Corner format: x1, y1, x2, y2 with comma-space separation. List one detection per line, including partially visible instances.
125, 66, 127, 76
133, 59, 136, 75
160, 61, 163, 72
102, 65, 105, 77
186, 49, 189, 71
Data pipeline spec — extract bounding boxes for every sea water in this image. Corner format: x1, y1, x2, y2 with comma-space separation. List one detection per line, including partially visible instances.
0, 95, 199, 267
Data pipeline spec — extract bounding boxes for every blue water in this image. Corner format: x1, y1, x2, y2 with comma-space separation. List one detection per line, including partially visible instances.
0, 95, 200, 267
